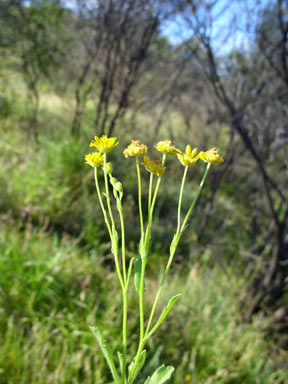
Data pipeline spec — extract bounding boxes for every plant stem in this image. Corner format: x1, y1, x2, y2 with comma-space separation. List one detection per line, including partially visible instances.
136, 156, 144, 237
179, 163, 211, 235
145, 163, 211, 338
145, 154, 166, 248
94, 167, 113, 240
176, 166, 188, 234
129, 155, 167, 384
148, 172, 153, 213
139, 255, 146, 345
95, 164, 126, 382
103, 153, 124, 290
118, 204, 127, 284
135, 155, 146, 374
122, 286, 128, 384
118, 202, 128, 384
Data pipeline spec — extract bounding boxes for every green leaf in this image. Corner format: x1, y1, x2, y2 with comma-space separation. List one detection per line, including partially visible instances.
139, 235, 146, 258
90, 326, 121, 384
127, 257, 135, 286
169, 234, 178, 256
116, 198, 122, 212
128, 350, 146, 382
144, 365, 175, 384
146, 295, 181, 339
134, 254, 142, 294
117, 351, 123, 372
111, 229, 118, 255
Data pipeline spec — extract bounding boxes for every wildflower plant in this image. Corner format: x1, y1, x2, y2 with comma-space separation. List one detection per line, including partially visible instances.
85, 135, 224, 384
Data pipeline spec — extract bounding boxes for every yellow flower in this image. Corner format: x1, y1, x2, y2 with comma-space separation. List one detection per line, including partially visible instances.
85, 152, 104, 168
199, 148, 224, 166
155, 140, 181, 155
185, 374, 192, 382
90, 135, 119, 153
123, 140, 147, 158
177, 145, 199, 167
141, 155, 166, 177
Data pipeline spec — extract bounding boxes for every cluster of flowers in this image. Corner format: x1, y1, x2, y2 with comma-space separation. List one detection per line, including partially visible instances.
84, 135, 224, 384
85, 136, 224, 171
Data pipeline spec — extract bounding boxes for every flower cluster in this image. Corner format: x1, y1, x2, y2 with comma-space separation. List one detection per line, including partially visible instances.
85, 152, 104, 168
85, 134, 225, 384
155, 140, 181, 155
199, 148, 224, 166
141, 156, 166, 176
85, 135, 224, 171
177, 145, 199, 167
123, 140, 147, 158
90, 135, 119, 153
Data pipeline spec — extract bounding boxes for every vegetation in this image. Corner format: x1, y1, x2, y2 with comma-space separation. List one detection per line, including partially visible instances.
0, 0, 287, 382
1, 221, 287, 383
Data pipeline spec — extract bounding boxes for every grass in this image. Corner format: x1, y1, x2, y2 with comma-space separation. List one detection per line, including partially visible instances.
0, 221, 287, 383
0, 70, 287, 383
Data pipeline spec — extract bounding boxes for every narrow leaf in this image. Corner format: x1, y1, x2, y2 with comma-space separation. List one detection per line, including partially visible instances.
134, 255, 146, 294
90, 326, 120, 384
139, 235, 146, 258
111, 229, 119, 255
144, 365, 175, 384
134, 254, 142, 294
126, 257, 135, 287
146, 295, 181, 338
117, 351, 123, 372
169, 234, 178, 256
128, 350, 146, 382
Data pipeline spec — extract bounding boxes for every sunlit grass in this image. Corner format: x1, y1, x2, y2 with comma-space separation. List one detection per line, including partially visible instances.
0, 70, 287, 383
0, 222, 287, 383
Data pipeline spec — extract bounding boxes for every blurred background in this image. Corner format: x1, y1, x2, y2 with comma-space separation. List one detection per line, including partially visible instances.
0, 0, 287, 383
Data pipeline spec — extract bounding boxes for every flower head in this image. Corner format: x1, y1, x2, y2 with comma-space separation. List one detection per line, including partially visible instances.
199, 148, 224, 166
155, 140, 181, 155
123, 140, 147, 158
85, 152, 104, 168
177, 145, 199, 167
141, 155, 166, 177
90, 135, 119, 153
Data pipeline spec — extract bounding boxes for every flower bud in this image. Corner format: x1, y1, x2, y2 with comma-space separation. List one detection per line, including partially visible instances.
103, 162, 113, 174
115, 182, 123, 193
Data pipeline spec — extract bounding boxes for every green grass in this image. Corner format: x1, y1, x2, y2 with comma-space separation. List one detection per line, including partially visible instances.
0, 69, 287, 384
0, 222, 287, 383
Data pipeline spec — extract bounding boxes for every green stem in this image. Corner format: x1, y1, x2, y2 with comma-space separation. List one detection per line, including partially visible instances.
128, 340, 145, 384
127, 255, 146, 384
118, 202, 127, 384
148, 172, 153, 213
94, 167, 112, 240
179, 163, 211, 235
95, 165, 126, 382
129, 155, 167, 384
136, 155, 146, 370
103, 154, 124, 290
145, 284, 164, 339
136, 156, 144, 237
145, 154, 166, 248
103, 154, 116, 234
145, 163, 211, 338
176, 166, 188, 234
122, 287, 128, 384
139, 256, 146, 346
118, 203, 127, 284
